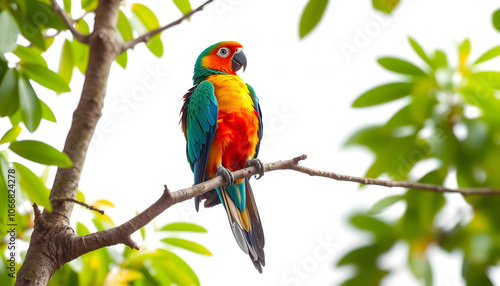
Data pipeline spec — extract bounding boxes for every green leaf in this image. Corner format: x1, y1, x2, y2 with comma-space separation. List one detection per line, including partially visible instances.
92, 215, 114, 231
40, 166, 49, 184
401, 171, 446, 240
72, 20, 90, 74
76, 222, 90, 236
158, 250, 200, 286
18, 75, 42, 132
10, 108, 22, 126
58, 39, 74, 85
14, 45, 48, 67
39, 99, 56, 122
408, 253, 432, 286
115, 51, 127, 68
13, 162, 52, 212
0, 69, 20, 117
117, 10, 134, 41
337, 244, 386, 266
459, 39, 471, 58
21, 63, 71, 93
459, 38, 471, 64
10, 11, 46, 50
160, 222, 208, 233
474, 45, 500, 65
409, 37, 432, 67
493, 9, 500, 32
161, 238, 212, 255
25, 0, 66, 30
132, 3, 160, 30
472, 72, 500, 89
63, 0, 71, 13
352, 82, 413, 107
131, 4, 164, 57
173, 0, 192, 15
350, 214, 394, 239
147, 36, 164, 57
115, 12, 132, 68
372, 0, 400, 14
81, 0, 98, 12
0, 10, 21, 55
0, 125, 22, 145
462, 260, 493, 286
377, 57, 426, 76
0, 155, 10, 226
76, 190, 85, 202
299, 0, 328, 38
433, 50, 448, 68
9, 140, 73, 167
367, 195, 404, 215
0, 57, 7, 80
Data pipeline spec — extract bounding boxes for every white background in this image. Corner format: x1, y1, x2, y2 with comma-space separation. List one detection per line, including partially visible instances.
5, 0, 500, 285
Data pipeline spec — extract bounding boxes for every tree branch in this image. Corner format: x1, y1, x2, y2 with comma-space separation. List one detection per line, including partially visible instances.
67, 154, 500, 260
121, 0, 214, 52
50, 0, 89, 43
68, 155, 305, 258
284, 155, 500, 196
51, 197, 105, 215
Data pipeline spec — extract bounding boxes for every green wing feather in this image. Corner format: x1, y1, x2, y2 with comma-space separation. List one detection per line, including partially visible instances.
184, 81, 218, 210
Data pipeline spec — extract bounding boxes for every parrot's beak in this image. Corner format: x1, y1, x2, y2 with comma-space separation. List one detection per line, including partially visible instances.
232, 49, 247, 72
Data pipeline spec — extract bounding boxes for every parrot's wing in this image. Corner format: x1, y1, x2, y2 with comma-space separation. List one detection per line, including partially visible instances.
183, 81, 218, 211
246, 84, 263, 158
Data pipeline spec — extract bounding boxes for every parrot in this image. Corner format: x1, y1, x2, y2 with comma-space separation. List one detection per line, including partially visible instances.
180, 41, 265, 272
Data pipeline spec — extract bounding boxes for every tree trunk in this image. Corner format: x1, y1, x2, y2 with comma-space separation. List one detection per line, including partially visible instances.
15, 0, 121, 284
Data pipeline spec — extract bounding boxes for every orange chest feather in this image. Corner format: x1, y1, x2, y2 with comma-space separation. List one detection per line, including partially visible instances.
206, 75, 260, 172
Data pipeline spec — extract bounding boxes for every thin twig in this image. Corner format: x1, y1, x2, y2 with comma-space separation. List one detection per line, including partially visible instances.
51, 197, 105, 215
121, 0, 214, 52
50, 0, 89, 43
283, 155, 499, 196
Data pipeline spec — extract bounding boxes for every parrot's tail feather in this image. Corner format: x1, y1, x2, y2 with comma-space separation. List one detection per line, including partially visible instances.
194, 195, 200, 212
220, 179, 265, 273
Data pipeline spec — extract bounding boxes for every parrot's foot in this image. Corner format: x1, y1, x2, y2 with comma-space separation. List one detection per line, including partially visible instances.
246, 158, 265, 180
217, 165, 234, 188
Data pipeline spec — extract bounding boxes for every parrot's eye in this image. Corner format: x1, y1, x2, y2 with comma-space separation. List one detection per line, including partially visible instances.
217, 47, 230, 57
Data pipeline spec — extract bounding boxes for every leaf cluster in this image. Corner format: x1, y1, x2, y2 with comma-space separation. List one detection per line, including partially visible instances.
339, 36, 500, 285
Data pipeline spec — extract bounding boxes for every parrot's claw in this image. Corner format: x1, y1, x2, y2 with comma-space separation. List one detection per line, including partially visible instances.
217, 165, 234, 188
246, 158, 265, 180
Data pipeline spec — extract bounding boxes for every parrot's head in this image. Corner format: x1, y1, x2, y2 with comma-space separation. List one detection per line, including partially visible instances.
193, 41, 247, 84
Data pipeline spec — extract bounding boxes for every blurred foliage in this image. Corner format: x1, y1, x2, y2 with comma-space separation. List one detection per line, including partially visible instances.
493, 8, 500, 32
299, 0, 328, 39
298, 0, 401, 38
339, 33, 500, 285
0, 0, 207, 285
